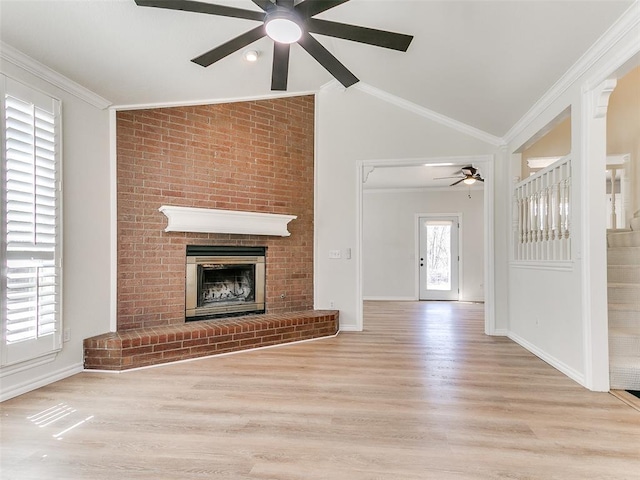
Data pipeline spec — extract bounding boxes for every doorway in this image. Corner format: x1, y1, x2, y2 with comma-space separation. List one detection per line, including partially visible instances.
418, 215, 460, 301
356, 155, 495, 334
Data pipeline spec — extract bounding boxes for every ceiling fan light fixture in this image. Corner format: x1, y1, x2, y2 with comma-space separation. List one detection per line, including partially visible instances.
463, 177, 477, 185
265, 10, 303, 44
136, 0, 414, 91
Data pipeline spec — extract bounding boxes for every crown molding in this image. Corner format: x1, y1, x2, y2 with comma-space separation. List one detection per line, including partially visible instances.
364, 185, 484, 194
0, 42, 112, 110
319, 79, 344, 92
353, 82, 503, 147
111, 88, 319, 111
362, 154, 494, 169
503, 2, 640, 145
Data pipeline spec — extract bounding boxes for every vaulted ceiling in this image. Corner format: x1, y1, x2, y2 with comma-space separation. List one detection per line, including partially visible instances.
0, 0, 633, 139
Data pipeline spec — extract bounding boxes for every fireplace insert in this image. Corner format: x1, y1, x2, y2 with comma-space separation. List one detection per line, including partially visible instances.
185, 246, 265, 321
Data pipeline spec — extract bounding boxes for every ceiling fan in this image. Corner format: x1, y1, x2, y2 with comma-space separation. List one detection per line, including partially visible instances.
435, 166, 485, 186
134, 0, 414, 91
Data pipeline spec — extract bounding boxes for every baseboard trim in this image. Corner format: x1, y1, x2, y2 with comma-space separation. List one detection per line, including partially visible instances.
363, 296, 416, 301
508, 331, 586, 387
0, 362, 84, 403
338, 325, 361, 332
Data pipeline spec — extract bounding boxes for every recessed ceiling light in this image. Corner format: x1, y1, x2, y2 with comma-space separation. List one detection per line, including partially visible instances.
243, 50, 259, 62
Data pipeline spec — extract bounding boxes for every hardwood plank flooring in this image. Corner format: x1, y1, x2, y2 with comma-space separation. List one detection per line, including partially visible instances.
1, 301, 639, 479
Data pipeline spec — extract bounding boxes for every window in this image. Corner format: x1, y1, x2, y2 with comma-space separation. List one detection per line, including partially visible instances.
1, 75, 62, 367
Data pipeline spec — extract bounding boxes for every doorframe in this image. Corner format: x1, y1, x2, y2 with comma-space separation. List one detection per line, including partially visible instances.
356, 154, 495, 334
415, 213, 462, 301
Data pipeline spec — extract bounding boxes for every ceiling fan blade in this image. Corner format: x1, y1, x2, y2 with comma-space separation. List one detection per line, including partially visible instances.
434, 176, 462, 180
251, 0, 273, 12
307, 19, 413, 51
191, 25, 266, 67
450, 179, 465, 186
295, 0, 351, 19
271, 43, 290, 91
135, 0, 265, 22
476, 177, 485, 182
297, 32, 359, 88
276, 0, 295, 8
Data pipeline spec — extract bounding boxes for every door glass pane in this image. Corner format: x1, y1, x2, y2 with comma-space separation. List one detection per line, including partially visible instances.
425, 221, 451, 291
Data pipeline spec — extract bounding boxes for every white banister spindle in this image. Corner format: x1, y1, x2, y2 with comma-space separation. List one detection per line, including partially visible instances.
609, 167, 617, 228
605, 156, 629, 230
513, 156, 571, 262
562, 178, 570, 239
550, 183, 557, 241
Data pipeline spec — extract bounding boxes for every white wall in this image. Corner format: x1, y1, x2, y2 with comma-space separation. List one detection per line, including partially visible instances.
0, 55, 111, 401
363, 189, 484, 302
315, 85, 499, 331
504, 7, 639, 390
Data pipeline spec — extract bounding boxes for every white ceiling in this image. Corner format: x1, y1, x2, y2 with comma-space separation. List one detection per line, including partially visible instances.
0, 0, 633, 139
3, 0, 631, 192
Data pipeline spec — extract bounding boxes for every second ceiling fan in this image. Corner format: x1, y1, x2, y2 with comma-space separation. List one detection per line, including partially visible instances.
435, 166, 485, 186
135, 0, 414, 91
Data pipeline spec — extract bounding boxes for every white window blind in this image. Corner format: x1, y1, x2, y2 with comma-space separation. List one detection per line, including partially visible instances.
1, 76, 62, 366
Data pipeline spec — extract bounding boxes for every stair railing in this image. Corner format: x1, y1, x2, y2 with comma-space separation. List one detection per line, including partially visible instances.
606, 154, 630, 230
513, 155, 571, 261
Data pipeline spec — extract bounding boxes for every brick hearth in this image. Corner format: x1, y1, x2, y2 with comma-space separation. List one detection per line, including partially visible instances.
84, 310, 339, 371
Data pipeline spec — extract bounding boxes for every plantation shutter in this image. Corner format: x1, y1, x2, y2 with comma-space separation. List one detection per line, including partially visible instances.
1, 76, 62, 366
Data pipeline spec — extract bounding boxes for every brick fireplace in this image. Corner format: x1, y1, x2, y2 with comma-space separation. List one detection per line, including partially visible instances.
83, 95, 339, 370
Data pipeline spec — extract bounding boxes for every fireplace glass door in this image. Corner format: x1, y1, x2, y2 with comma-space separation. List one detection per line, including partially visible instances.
185, 246, 265, 320
199, 264, 255, 307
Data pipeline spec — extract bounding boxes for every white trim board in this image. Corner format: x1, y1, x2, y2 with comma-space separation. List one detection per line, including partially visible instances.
504, 2, 640, 145
363, 296, 417, 302
364, 185, 484, 195
508, 332, 585, 387
0, 363, 83, 403
355, 83, 503, 147
0, 42, 111, 109
111, 89, 319, 111
362, 155, 494, 169
109, 109, 118, 333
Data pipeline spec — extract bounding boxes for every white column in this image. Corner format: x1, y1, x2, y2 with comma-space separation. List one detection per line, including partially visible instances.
580, 78, 616, 391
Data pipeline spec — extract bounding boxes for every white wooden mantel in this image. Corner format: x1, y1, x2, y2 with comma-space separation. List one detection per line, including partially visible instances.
159, 205, 297, 237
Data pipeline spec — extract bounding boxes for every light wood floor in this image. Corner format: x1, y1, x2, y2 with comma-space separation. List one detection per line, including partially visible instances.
1, 301, 639, 479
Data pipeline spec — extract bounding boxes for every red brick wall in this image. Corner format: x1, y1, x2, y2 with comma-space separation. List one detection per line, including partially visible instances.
116, 96, 315, 331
